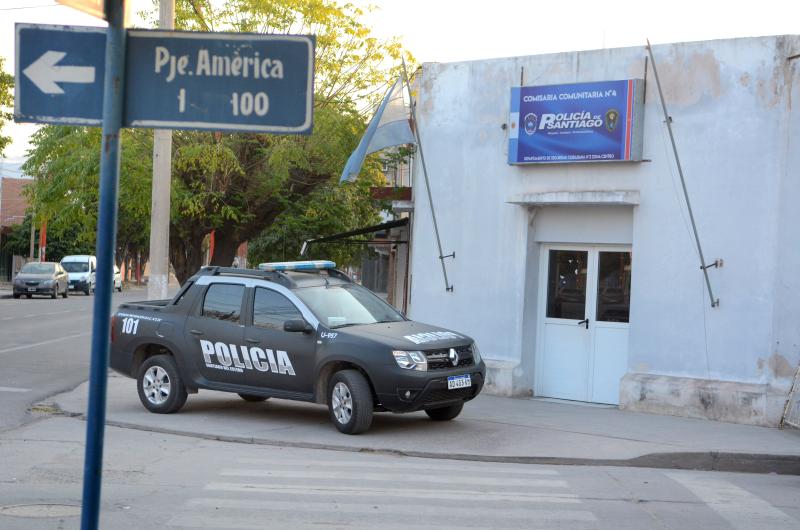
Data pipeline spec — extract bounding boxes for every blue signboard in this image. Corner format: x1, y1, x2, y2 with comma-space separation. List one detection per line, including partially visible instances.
15, 24, 106, 126
125, 30, 314, 133
508, 79, 644, 164
15, 24, 315, 134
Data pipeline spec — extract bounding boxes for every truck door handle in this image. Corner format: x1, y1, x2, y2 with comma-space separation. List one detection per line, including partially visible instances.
577, 319, 589, 329
190, 329, 204, 335
245, 338, 260, 344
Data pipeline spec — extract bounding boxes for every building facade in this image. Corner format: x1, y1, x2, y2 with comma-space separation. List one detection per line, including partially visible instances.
406, 35, 800, 426
0, 175, 31, 281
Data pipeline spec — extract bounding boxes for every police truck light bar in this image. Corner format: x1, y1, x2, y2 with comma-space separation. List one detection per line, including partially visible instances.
258, 260, 336, 271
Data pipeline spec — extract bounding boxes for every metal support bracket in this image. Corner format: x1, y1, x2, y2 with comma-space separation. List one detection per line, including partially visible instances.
700, 259, 723, 270
439, 252, 455, 260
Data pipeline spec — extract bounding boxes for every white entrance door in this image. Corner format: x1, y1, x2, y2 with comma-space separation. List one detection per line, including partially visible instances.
535, 245, 632, 405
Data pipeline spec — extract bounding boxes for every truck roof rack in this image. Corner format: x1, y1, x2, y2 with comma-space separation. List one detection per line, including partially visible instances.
195, 265, 352, 288
197, 266, 295, 288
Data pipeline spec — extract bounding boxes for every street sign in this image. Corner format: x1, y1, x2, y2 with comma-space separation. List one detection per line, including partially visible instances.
56, 0, 105, 20
15, 24, 106, 126
15, 24, 315, 134
126, 30, 315, 133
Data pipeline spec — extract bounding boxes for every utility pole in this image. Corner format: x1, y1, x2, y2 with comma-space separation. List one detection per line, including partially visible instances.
146, 0, 174, 300
28, 219, 34, 261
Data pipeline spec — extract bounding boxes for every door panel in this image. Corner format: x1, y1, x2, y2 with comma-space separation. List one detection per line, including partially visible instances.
541, 321, 591, 401
184, 283, 246, 385
540, 249, 591, 401
242, 287, 317, 393
590, 326, 629, 404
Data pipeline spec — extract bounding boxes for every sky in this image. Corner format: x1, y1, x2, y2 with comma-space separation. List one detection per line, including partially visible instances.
2, 0, 799, 168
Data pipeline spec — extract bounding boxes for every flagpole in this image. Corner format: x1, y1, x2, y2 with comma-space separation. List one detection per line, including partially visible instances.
401, 58, 453, 292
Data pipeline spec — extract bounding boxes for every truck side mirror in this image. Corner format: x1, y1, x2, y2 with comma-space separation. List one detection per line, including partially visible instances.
284, 319, 313, 333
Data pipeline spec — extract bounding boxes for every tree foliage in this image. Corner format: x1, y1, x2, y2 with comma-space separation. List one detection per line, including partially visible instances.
23, 1, 413, 285
249, 174, 385, 265
21, 126, 153, 267
156, 0, 413, 282
1, 213, 95, 262
0, 56, 14, 155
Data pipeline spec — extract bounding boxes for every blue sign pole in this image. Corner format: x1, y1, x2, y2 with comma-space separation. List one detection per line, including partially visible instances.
80, 1, 126, 528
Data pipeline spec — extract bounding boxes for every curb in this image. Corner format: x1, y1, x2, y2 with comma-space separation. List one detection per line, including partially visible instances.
52, 407, 800, 476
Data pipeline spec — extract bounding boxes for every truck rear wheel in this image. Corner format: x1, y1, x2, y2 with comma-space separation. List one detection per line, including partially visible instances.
328, 370, 373, 434
137, 355, 188, 414
425, 401, 464, 421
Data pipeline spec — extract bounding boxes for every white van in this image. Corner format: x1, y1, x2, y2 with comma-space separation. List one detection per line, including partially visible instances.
61, 255, 96, 295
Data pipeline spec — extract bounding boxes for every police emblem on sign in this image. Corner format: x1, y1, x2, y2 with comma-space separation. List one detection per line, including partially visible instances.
605, 109, 620, 132
523, 113, 538, 135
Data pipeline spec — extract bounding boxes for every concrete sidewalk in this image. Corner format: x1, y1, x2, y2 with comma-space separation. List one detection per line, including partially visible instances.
49, 373, 800, 474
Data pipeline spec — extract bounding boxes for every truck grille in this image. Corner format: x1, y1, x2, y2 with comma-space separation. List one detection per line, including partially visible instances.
424, 345, 473, 370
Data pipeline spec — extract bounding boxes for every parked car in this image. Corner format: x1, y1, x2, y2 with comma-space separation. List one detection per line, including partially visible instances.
13, 261, 69, 299
114, 265, 123, 292
109, 261, 485, 434
61, 255, 96, 295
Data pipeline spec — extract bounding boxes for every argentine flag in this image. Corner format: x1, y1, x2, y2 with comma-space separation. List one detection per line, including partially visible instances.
339, 77, 415, 183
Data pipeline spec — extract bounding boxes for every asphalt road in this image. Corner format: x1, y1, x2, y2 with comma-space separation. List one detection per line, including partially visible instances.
0, 287, 152, 432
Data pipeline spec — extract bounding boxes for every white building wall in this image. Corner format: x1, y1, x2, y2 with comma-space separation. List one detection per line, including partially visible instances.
408, 35, 800, 425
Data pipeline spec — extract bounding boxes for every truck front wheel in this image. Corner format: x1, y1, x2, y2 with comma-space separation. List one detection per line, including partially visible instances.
137, 355, 188, 414
328, 370, 373, 434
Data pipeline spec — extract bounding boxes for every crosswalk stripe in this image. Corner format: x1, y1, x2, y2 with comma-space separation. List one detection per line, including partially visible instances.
220, 468, 567, 487
168, 512, 597, 530
666, 472, 797, 529
185, 497, 596, 520
205, 481, 580, 503
234, 457, 559, 475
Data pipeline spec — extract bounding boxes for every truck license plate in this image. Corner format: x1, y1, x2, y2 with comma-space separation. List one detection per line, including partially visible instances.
447, 374, 471, 390
27, 288, 36, 292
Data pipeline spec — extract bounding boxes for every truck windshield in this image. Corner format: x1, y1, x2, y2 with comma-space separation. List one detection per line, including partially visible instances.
62, 262, 89, 273
294, 283, 405, 329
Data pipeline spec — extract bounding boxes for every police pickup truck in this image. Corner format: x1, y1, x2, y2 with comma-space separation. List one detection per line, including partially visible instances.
110, 261, 485, 434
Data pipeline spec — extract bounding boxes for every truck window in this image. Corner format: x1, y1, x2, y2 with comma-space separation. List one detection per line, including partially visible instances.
253, 287, 302, 330
202, 283, 244, 322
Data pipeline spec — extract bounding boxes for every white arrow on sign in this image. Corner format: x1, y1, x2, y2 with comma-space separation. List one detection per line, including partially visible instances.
23, 50, 95, 95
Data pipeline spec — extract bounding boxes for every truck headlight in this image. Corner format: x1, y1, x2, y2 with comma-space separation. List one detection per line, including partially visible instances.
471, 342, 482, 364
392, 350, 428, 371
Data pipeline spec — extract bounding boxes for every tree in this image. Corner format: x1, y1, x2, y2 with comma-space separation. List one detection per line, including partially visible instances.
0, 56, 14, 155
23, 1, 413, 285
1, 213, 95, 262
157, 0, 413, 283
21, 126, 154, 269
248, 173, 386, 266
